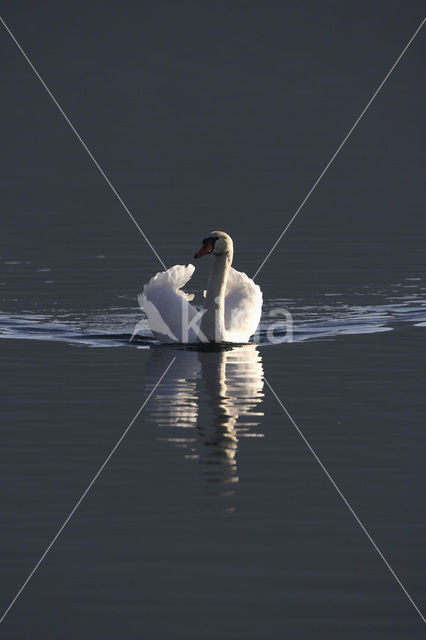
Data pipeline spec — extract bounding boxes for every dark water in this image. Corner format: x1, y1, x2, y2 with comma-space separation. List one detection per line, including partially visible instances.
1, 2, 426, 638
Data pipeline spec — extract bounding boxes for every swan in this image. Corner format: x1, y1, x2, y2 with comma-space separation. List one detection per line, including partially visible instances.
137, 231, 262, 344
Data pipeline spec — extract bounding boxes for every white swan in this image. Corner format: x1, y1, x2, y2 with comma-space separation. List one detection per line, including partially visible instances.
138, 231, 262, 343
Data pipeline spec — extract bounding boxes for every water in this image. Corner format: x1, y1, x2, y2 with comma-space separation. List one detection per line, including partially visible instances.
1, 2, 426, 638
1, 278, 426, 347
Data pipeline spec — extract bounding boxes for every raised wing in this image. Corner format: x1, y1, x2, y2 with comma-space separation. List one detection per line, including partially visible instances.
224, 267, 262, 343
139, 264, 201, 343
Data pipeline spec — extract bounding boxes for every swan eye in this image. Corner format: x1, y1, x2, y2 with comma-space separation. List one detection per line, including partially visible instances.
203, 236, 218, 245
194, 236, 220, 259
194, 237, 216, 259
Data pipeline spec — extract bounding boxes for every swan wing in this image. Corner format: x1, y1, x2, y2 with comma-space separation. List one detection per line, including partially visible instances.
224, 267, 262, 342
139, 264, 201, 343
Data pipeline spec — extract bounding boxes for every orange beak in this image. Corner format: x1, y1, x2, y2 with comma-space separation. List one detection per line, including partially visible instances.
194, 239, 214, 259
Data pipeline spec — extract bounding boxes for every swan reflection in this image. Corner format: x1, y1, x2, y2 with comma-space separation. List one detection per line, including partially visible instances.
145, 345, 264, 498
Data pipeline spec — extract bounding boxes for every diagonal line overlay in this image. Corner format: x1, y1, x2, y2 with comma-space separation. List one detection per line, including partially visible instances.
0, 15, 168, 272
264, 376, 426, 626
0, 357, 175, 625
253, 17, 426, 280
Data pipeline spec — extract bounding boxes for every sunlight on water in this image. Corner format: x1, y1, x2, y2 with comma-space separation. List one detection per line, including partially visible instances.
144, 345, 264, 503
0, 284, 425, 348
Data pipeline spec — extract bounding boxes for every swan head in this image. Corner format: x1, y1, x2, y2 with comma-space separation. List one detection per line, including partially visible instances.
194, 231, 233, 259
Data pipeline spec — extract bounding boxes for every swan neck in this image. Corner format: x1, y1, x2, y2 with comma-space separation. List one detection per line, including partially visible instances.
201, 251, 233, 342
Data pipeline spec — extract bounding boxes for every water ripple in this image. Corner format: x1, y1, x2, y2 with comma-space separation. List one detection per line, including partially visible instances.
1, 288, 425, 348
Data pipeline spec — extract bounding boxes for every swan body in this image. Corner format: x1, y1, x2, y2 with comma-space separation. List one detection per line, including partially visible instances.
138, 231, 262, 344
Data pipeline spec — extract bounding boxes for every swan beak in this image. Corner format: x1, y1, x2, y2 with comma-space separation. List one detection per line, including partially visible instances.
194, 239, 213, 259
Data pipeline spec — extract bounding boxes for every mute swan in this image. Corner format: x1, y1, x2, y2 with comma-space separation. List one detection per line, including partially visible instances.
138, 231, 262, 343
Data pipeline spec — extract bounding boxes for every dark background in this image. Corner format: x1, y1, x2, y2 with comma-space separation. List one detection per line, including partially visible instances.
1, 0, 425, 305
1, 1, 425, 638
